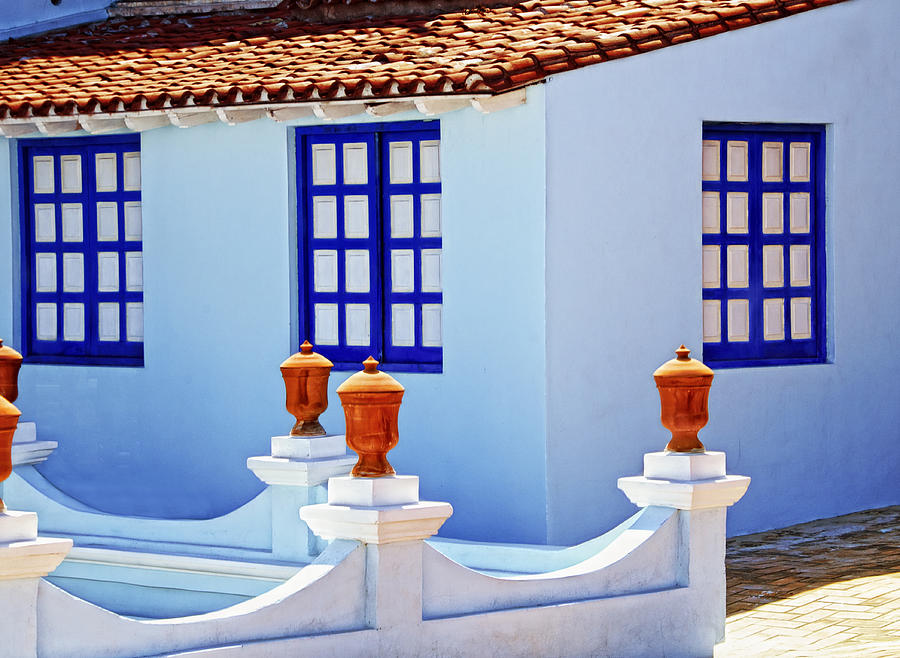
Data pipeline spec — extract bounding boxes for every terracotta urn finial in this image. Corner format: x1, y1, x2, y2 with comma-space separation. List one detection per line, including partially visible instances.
280, 341, 334, 436
0, 395, 22, 512
0, 338, 23, 404
653, 345, 714, 452
336, 357, 405, 477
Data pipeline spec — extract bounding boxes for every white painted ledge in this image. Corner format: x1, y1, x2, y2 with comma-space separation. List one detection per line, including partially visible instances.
0, 510, 71, 580
12, 421, 37, 444
12, 441, 58, 467
246, 455, 356, 487
301, 501, 453, 545
328, 475, 419, 507
271, 434, 347, 460
618, 474, 750, 510
643, 450, 726, 480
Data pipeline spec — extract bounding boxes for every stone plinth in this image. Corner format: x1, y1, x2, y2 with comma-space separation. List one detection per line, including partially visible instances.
301, 475, 452, 545
0, 509, 71, 658
618, 451, 750, 510
247, 434, 356, 487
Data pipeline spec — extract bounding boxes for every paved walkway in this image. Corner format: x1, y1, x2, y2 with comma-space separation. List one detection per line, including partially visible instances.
716, 506, 900, 657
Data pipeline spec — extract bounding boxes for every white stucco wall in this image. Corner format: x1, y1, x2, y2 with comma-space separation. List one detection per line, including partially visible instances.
0, 91, 548, 543
544, 0, 900, 543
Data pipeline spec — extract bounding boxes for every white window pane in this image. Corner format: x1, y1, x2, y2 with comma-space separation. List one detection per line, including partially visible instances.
726, 141, 748, 182
391, 303, 415, 347
98, 252, 119, 292
421, 249, 442, 293
701, 192, 719, 234
344, 195, 369, 239
60, 155, 82, 193
702, 245, 720, 289
36, 303, 57, 341
313, 250, 338, 293
390, 195, 414, 238
726, 192, 748, 234
391, 249, 415, 293
791, 297, 812, 339
763, 298, 785, 341
345, 250, 370, 293
35, 253, 57, 292
97, 202, 119, 241
62, 303, 83, 342
762, 193, 783, 234
389, 142, 413, 184
126, 302, 144, 342
345, 303, 370, 346
790, 142, 810, 182
701, 140, 719, 181
762, 245, 784, 288
422, 304, 442, 347
790, 193, 810, 233
343, 143, 367, 185
63, 253, 84, 292
124, 202, 142, 241
726, 245, 749, 288
761, 142, 783, 182
702, 300, 721, 343
125, 252, 143, 292
63, 303, 85, 342
98, 302, 120, 341
62, 203, 84, 242
790, 245, 811, 287
314, 303, 338, 345
312, 144, 336, 185
727, 299, 750, 342
95, 153, 117, 192
33, 156, 54, 193
312, 196, 337, 239
421, 194, 442, 237
123, 152, 141, 191
420, 140, 440, 183
35, 204, 56, 242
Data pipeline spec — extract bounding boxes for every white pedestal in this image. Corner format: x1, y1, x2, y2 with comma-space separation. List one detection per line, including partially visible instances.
301, 475, 452, 545
10, 422, 58, 467
247, 434, 356, 487
0, 510, 72, 658
618, 451, 750, 510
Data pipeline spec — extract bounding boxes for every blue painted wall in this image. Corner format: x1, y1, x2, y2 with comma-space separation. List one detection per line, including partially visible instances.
544, 0, 900, 544
0, 88, 549, 543
0, 0, 112, 39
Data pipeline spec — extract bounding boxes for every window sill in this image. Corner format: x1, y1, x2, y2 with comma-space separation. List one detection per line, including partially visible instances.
23, 356, 144, 368
330, 361, 441, 374
706, 356, 827, 369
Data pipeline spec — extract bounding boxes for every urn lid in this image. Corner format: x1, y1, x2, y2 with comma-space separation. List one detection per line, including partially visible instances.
653, 345, 714, 380
280, 341, 333, 371
337, 357, 404, 394
0, 338, 23, 364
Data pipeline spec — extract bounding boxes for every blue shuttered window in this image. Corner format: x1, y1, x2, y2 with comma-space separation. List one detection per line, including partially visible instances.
297, 122, 442, 371
19, 135, 143, 366
701, 125, 825, 367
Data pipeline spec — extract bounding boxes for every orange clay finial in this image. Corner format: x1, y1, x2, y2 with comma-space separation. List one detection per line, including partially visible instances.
279, 341, 333, 437
337, 358, 405, 477
652, 345, 714, 452
0, 395, 22, 512
0, 338, 23, 404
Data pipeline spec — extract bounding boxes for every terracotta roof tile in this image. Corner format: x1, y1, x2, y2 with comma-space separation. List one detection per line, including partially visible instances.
0, 0, 849, 119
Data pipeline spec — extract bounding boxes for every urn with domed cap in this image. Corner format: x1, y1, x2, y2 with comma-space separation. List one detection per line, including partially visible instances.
336, 357, 404, 477
653, 345, 714, 452
0, 338, 23, 404
280, 341, 333, 436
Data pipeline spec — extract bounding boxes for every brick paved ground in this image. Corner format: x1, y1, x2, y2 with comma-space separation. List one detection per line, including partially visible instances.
715, 506, 900, 657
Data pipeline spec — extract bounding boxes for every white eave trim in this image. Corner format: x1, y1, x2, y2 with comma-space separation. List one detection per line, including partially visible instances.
0, 89, 528, 137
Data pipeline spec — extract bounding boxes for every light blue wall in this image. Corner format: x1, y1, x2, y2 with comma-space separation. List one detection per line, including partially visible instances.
0, 88, 549, 543
0, 0, 111, 39
544, 0, 900, 544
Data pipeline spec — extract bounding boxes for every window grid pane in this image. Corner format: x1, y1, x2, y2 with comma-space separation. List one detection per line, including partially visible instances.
20, 136, 143, 363
701, 125, 824, 366
300, 122, 441, 369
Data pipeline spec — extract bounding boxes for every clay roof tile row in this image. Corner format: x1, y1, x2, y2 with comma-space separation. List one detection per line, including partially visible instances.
0, 0, 848, 120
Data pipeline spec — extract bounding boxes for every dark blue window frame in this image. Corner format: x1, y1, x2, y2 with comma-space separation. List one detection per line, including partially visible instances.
296, 121, 442, 372
702, 123, 826, 368
18, 134, 143, 366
